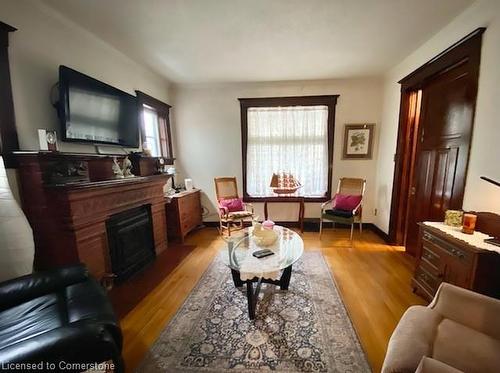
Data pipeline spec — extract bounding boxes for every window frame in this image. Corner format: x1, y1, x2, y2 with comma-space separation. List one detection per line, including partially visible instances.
239, 95, 338, 203
136, 90, 174, 163
0, 22, 19, 168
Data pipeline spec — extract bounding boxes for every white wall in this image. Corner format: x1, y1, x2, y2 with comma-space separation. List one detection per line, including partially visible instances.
0, 0, 171, 153
375, 0, 500, 233
172, 78, 383, 222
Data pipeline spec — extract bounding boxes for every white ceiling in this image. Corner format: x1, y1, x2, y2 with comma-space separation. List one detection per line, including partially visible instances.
42, 0, 473, 84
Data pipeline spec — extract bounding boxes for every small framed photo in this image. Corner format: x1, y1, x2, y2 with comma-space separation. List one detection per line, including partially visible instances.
342, 124, 375, 159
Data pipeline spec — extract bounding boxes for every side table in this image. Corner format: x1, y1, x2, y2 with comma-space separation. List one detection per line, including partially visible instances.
263, 196, 305, 233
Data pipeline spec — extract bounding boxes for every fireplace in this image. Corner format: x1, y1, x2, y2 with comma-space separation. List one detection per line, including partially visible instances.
106, 205, 156, 282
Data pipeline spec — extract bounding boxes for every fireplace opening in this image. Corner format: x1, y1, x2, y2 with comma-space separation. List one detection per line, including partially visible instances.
106, 204, 156, 283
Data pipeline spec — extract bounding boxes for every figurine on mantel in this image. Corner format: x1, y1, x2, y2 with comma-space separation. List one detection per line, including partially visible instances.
122, 156, 134, 178
112, 157, 124, 179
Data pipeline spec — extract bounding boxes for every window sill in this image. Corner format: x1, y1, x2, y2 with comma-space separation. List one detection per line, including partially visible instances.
243, 196, 329, 203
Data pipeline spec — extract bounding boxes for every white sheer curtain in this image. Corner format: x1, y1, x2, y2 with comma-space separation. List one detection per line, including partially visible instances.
246, 105, 329, 197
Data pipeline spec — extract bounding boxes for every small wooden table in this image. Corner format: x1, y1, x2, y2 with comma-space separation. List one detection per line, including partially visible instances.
263, 196, 305, 233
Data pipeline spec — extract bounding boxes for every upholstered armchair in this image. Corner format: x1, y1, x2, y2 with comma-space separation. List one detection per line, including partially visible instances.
214, 177, 254, 236
382, 282, 500, 373
320, 178, 366, 240
0, 157, 123, 371
0, 264, 124, 372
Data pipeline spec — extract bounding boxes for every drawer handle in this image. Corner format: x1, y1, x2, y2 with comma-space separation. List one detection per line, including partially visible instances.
419, 272, 429, 281
423, 252, 434, 260
449, 248, 465, 259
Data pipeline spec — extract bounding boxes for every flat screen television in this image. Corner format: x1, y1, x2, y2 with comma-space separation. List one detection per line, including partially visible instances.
58, 65, 139, 147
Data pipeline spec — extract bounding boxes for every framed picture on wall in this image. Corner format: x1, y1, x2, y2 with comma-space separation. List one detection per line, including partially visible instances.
342, 124, 375, 159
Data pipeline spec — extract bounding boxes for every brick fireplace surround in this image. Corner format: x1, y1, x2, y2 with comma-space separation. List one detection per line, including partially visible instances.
16, 152, 168, 280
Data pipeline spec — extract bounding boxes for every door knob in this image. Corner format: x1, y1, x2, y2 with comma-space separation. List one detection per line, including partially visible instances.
410, 186, 416, 195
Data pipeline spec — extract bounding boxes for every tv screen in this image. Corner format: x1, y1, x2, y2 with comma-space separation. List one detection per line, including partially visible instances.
58, 65, 139, 147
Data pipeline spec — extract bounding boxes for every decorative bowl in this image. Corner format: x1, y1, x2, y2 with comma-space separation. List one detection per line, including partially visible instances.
252, 223, 279, 246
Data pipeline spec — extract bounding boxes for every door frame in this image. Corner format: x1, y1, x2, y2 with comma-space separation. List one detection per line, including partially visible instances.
388, 28, 485, 246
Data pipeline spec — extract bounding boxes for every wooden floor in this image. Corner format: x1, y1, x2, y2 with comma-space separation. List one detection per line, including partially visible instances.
120, 227, 426, 372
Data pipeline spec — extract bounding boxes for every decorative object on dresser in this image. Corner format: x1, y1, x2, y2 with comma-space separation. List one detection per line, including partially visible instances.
37, 129, 58, 151
269, 171, 302, 195
165, 189, 202, 243
112, 156, 124, 178
444, 209, 463, 227
14, 151, 169, 282
412, 212, 500, 302
461, 212, 477, 234
129, 152, 175, 177
121, 155, 134, 177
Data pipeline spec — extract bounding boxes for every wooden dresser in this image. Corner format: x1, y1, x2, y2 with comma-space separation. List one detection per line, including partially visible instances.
165, 189, 202, 243
412, 220, 500, 301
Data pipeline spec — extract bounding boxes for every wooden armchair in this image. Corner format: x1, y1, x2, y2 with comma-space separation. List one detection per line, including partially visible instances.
320, 178, 366, 240
214, 177, 254, 236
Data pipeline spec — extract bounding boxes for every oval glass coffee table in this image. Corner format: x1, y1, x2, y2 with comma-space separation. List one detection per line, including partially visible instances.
221, 226, 304, 319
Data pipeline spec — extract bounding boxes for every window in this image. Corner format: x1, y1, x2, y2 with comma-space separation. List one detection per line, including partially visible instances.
136, 91, 173, 160
142, 105, 161, 157
240, 95, 338, 201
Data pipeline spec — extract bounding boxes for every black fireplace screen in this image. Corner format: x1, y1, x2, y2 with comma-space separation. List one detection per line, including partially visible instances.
106, 204, 156, 282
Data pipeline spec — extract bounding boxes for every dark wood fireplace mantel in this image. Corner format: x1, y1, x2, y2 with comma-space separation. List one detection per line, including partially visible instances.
16, 152, 170, 280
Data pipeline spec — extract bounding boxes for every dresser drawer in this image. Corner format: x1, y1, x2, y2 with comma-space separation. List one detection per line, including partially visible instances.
422, 230, 471, 263
414, 265, 441, 296
166, 190, 202, 243
421, 246, 442, 273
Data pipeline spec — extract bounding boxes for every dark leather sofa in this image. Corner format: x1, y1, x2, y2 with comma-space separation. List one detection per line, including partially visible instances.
0, 264, 123, 372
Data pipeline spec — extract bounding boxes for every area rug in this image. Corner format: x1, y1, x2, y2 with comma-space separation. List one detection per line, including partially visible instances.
137, 251, 371, 372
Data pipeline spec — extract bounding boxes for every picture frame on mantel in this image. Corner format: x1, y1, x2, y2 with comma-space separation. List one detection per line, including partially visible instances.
342, 123, 375, 160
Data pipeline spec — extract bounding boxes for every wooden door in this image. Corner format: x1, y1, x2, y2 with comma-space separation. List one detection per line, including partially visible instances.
406, 61, 475, 255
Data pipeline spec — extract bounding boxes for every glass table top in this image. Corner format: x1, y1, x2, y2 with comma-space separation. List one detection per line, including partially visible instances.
221, 226, 304, 275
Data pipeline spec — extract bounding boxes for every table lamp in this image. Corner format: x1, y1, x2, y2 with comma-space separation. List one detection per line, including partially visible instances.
480, 176, 500, 247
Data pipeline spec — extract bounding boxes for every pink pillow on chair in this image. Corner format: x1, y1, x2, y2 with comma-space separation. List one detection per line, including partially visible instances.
219, 198, 244, 212
334, 194, 362, 211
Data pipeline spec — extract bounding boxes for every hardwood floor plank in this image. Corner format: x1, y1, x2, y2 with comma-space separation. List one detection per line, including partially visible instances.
120, 227, 426, 372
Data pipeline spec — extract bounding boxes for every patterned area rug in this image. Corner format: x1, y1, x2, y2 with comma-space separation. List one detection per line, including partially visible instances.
137, 251, 371, 372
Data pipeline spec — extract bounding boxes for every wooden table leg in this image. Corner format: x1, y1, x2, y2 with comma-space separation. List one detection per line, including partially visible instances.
299, 199, 304, 233
264, 201, 268, 221
280, 265, 293, 290
246, 278, 262, 320
231, 269, 244, 287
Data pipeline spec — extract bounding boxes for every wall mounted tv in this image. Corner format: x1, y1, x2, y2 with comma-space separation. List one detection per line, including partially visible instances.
58, 65, 139, 147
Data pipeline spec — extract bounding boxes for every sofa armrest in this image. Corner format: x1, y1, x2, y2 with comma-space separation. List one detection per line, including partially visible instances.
243, 202, 254, 214
416, 357, 464, 373
382, 305, 442, 373
0, 264, 89, 311
429, 282, 500, 340
0, 322, 122, 369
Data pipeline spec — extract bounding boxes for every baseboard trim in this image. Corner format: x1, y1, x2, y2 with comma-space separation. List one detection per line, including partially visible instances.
367, 223, 390, 243
203, 220, 390, 243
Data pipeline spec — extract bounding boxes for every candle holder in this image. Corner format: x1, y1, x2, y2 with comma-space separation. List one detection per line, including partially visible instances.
462, 213, 477, 234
